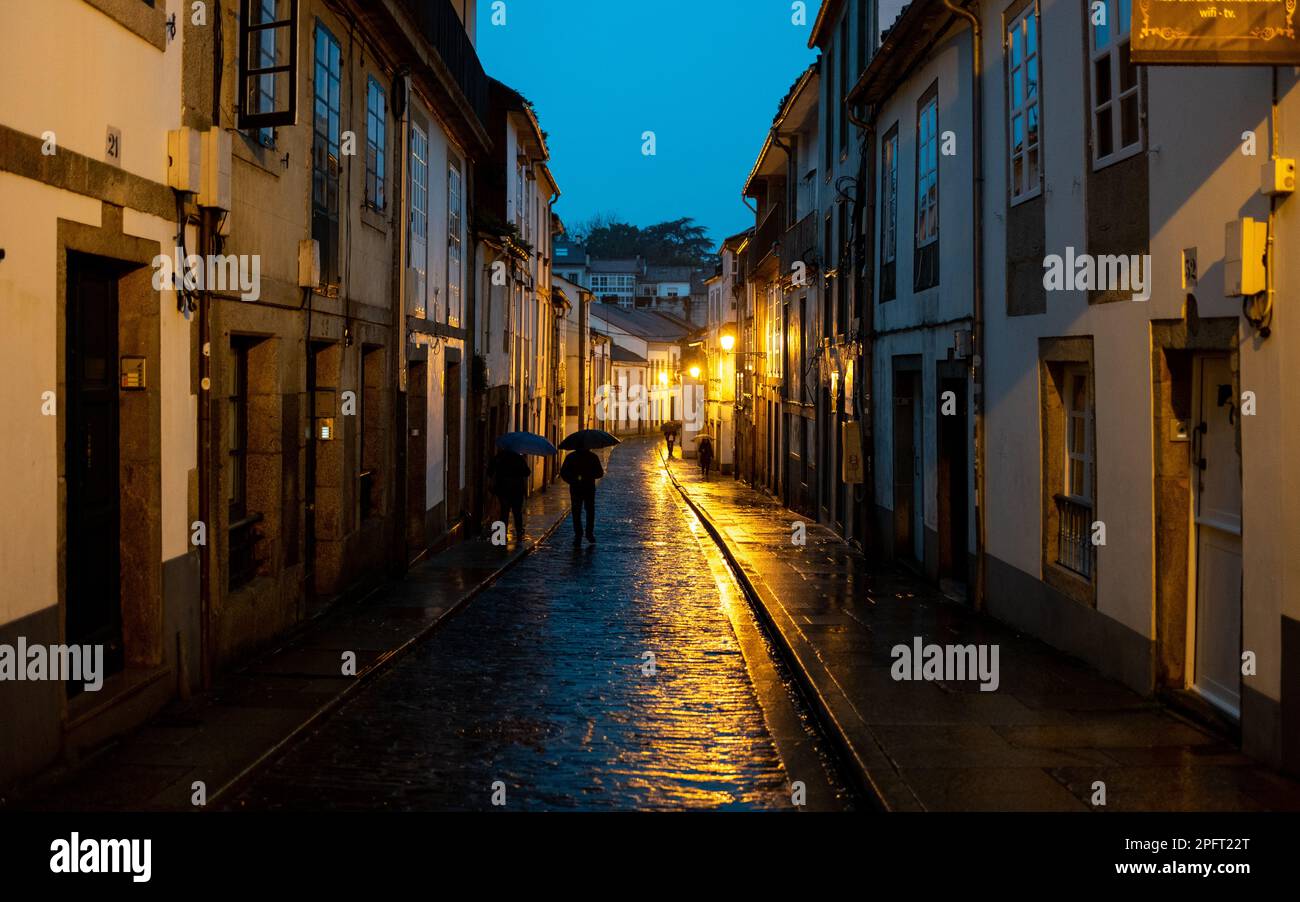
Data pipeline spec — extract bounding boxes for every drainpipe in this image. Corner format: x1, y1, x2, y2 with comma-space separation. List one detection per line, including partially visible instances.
941, 0, 986, 610
579, 290, 589, 429
847, 102, 876, 553
391, 66, 410, 573
197, 205, 213, 691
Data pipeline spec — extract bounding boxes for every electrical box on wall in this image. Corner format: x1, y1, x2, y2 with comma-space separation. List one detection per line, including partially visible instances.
1224, 218, 1267, 297
298, 239, 320, 288
1260, 158, 1296, 196
199, 128, 232, 210
167, 128, 201, 193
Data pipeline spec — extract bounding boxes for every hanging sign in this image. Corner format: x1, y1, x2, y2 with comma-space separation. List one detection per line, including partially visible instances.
1131, 0, 1300, 65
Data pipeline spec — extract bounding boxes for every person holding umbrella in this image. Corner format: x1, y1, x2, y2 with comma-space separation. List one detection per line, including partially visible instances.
697, 434, 714, 481
559, 429, 618, 545
662, 420, 681, 460
489, 431, 556, 545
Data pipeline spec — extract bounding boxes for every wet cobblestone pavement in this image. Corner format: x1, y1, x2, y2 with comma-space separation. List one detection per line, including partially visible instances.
229, 440, 831, 811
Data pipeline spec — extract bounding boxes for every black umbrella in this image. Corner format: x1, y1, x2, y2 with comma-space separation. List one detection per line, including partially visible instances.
495, 431, 558, 456
559, 429, 621, 451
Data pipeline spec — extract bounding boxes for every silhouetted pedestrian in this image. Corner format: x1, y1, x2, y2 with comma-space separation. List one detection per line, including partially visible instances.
487, 448, 530, 544
665, 432, 676, 459
560, 447, 604, 544
698, 436, 714, 480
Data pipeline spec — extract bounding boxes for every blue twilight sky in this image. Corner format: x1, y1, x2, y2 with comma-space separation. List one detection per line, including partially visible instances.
476, 0, 824, 248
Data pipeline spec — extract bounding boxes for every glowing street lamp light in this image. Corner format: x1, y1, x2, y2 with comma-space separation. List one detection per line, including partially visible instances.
720, 324, 737, 353
658, 370, 669, 386
688, 365, 701, 380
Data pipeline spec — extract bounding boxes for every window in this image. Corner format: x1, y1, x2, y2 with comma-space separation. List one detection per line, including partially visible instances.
824, 47, 835, 173
408, 120, 428, 317
1006, 4, 1041, 202
448, 157, 463, 327
914, 84, 940, 291
515, 164, 526, 232
1089, 0, 1141, 167
312, 23, 341, 284
858, 0, 870, 70
227, 337, 263, 592
1054, 364, 1093, 580
837, 200, 849, 330
243, 0, 281, 146
1063, 366, 1091, 502
238, 0, 297, 131
365, 77, 386, 210
839, 18, 850, 153
227, 341, 250, 520
880, 125, 898, 301
915, 89, 939, 248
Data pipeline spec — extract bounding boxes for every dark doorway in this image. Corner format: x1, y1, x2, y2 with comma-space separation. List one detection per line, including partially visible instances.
66, 254, 125, 686
892, 364, 922, 564
406, 360, 428, 556
819, 387, 832, 521
938, 372, 969, 592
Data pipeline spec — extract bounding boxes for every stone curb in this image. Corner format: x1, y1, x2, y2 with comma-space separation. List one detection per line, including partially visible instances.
660, 451, 925, 812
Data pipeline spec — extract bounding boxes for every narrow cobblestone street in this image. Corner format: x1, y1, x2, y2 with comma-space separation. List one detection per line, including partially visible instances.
226, 440, 846, 811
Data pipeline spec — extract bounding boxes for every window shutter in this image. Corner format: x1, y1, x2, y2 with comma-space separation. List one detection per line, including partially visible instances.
238, 0, 299, 130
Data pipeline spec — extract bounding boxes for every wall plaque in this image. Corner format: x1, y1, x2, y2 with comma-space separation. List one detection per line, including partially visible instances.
1132, 0, 1300, 64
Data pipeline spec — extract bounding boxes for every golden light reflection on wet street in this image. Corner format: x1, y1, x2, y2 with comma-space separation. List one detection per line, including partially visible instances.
231, 440, 838, 810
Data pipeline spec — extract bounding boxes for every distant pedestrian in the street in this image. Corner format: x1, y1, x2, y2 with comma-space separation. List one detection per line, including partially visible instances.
488, 447, 530, 544
560, 447, 604, 545
698, 436, 714, 480
665, 432, 676, 459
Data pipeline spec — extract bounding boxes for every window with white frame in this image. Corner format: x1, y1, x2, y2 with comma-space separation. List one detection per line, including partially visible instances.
1063, 366, 1091, 502
1006, 4, 1041, 202
1089, 0, 1141, 167
915, 90, 939, 248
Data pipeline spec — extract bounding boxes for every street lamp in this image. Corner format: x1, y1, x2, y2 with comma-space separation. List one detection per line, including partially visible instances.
658, 370, 668, 386
720, 324, 737, 353
688, 365, 701, 380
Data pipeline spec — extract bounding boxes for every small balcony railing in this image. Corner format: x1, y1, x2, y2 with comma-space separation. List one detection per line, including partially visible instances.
1055, 494, 1093, 579
747, 202, 785, 279
398, 0, 490, 130
780, 210, 819, 275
